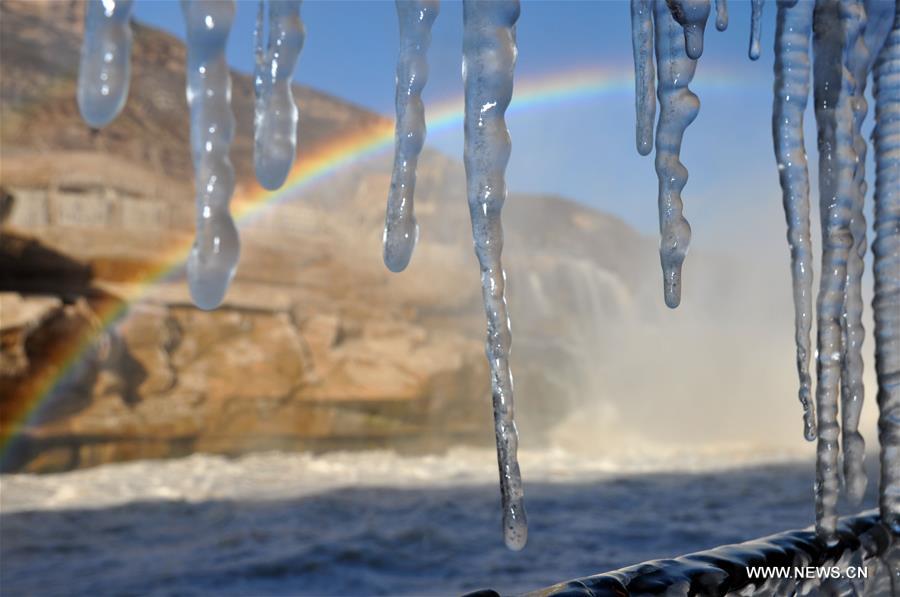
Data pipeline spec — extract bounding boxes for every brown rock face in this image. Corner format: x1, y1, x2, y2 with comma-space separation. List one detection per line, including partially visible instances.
0, 1, 653, 472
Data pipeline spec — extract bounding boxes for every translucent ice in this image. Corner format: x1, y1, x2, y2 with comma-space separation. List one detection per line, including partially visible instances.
811, 0, 854, 542
462, 0, 527, 551
630, 0, 656, 156
667, 0, 711, 60
653, 0, 699, 309
715, 0, 728, 31
872, 2, 900, 535
383, 0, 439, 273
77, 0, 134, 129
182, 0, 240, 310
840, 0, 875, 507
749, 0, 765, 60
253, 0, 305, 191
772, 0, 816, 441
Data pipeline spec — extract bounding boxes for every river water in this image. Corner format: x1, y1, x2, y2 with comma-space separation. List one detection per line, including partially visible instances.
0, 446, 879, 595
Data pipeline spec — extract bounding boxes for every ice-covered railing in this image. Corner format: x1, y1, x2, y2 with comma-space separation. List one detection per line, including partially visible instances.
468, 511, 897, 596
76, 0, 899, 554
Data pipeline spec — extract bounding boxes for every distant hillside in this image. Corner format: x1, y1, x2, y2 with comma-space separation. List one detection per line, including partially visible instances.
0, 0, 657, 472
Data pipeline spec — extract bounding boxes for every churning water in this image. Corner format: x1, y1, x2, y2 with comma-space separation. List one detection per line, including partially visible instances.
0, 446, 881, 596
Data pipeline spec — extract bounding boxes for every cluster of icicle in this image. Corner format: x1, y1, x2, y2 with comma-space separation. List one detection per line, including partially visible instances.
629, 0, 899, 542
382, 0, 527, 551
76, 0, 900, 550
77, 0, 527, 550
78, 0, 304, 310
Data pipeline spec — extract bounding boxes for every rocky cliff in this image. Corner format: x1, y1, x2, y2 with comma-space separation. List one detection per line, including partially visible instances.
0, 0, 655, 472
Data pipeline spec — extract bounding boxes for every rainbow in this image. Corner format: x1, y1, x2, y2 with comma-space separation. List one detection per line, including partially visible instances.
1, 65, 743, 458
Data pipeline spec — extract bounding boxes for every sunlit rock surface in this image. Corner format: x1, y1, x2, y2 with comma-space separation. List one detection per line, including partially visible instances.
0, 1, 656, 473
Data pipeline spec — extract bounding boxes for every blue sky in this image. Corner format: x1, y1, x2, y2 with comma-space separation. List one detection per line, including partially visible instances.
134, 1, 872, 252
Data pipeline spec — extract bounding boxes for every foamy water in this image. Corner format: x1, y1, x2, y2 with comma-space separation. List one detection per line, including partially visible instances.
0, 444, 808, 514
5, 444, 878, 596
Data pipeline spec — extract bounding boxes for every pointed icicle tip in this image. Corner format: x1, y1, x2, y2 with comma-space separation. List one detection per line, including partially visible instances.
749, 0, 765, 60
715, 0, 728, 30
253, 0, 305, 191
77, 0, 135, 129
383, 0, 438, 273
630, 0, 656, 155
667, 0, 712, 60
383, 220, 419, 273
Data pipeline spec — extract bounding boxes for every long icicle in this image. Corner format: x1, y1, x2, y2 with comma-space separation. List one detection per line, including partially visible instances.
666, 0, 711, 59
772, 0, 817, 442
811, 0, 854, 542
840, 0, 878, 506
77, 0, 135, 129
383, 0, 440, 273
461, 0, 527, 551
750, 0, 765, 60
653, 0, 699, 309
840, 0, 897, 509
872, 2, 900, 535
182, 0, 240, 311
253, 0, 305, 191
631, 0, 656, 156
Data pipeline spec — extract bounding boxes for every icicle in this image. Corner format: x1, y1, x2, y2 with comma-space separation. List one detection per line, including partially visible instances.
840, 0, 878, 507
666, 0, 711, 59
182, 0, 240, 311
872, 2, 900, 535
811, 0, 854, 543
749, 0, 765, 60
253, 0, 305, 191
862, 0, 895, 58
255, 0, 264, 88
772, 0, 816, 442
383, 0, 439, 273
653, 0, 698, 309
631, 0, 656, 156
715, 0, 728, 31
461, 0, 527, 551
77, 0, 134, 129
